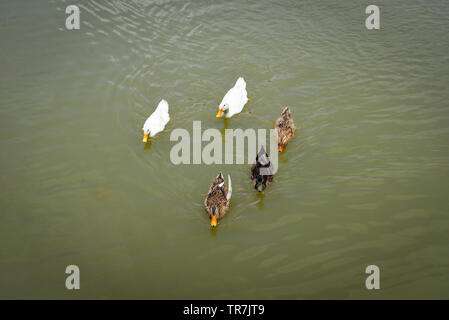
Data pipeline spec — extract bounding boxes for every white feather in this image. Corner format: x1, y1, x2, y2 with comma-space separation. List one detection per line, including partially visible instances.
142, 99, 170, 137
219, 77, 248, 118
227, 174, 232, 201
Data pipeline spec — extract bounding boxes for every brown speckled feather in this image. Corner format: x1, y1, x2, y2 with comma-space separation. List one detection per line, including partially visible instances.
274, 107, 296, 148
204, 172, 230, 220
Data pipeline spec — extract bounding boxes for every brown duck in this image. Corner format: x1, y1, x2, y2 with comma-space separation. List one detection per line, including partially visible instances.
204, 172, 232, 227
274, 107, 296, 152
251, 146, 274, 192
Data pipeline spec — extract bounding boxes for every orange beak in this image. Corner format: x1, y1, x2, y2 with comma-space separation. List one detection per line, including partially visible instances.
142, 133, 149, 143
216, 109, 223, 118
278, 145, 284, 152
211, 215, 217, 227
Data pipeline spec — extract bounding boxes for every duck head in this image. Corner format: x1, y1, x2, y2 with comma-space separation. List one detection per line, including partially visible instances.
216, 103, 229, 118
211, 206, 218, 227
256, 175, 264, 192
142, 129, 150, 143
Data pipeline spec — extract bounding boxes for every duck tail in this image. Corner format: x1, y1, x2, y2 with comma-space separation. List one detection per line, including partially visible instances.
282, 106, 292, 118
234, 77, 246, 90
227, 174, 232, 201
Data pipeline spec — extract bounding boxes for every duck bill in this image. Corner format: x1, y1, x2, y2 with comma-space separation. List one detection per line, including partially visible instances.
211, 215, 217, 227
257, 185, 263, 192
216, 109, 223, 118
142, 133, 149, 143
278, 145, 284, 152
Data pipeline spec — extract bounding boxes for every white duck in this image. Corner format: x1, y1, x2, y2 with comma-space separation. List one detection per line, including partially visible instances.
216, 77, 248, 118
142, 99, 170, 143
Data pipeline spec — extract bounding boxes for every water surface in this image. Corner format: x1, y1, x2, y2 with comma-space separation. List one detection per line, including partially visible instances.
1, 0, 449, 299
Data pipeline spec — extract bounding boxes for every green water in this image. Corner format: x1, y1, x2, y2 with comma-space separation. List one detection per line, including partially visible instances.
1, 0, 449, 299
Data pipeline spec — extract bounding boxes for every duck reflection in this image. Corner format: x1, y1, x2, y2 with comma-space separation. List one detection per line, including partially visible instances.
143, 139, 152, 152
